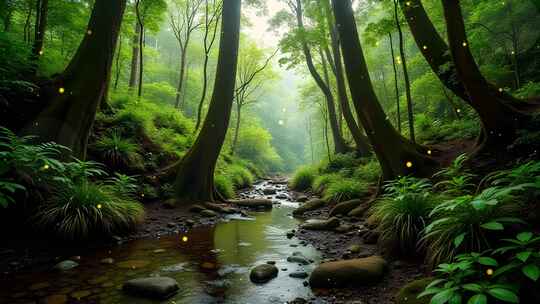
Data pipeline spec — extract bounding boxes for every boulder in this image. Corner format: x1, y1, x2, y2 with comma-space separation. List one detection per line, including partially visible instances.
335, 224, 354, 233
395, 278, 433, 304
301, 217, 340, 231
296, 195, 309, 203
200, 209, 218, 217
348, 203, 370, 217
263, 188, 277, 195
347, 244, 362, 254
287, 253, 310, 265
230, 199, 273, 210
54, 260, 79, 271
309, 256, 388, 288
123, 277, 179, 300
249, 264, 278, 283
189, 205, 206, 213
292, 199, 326, 217
329, 199, 362, 217
289, 271, 309, 279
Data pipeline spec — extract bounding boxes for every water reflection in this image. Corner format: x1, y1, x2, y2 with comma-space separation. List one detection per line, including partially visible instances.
0, 205, 320, 304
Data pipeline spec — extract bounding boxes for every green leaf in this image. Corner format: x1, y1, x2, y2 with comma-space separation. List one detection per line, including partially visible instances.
517, 232, 533, 242
516, 251, 532, 263
431, 289, 455, 304
522, 264, 540, 281
454, 233, 466, 248
487, 288, 519, 303
478, 257, 498, 267
467, 294, 487, 304
449, 293, 462, 304
463, 283, 483, 293
480, 222, 504, 230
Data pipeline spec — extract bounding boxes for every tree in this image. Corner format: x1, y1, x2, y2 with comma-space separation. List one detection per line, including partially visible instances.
321, 0, 371, 156
231, 46, 277, 155
173, 0, 241, 203
170, 0, 204, 109
128, 20, 141, 90
30, 0, 48, 71
195, 0, 222, 131
331, 0, 437, 180
23, 0, 127, 159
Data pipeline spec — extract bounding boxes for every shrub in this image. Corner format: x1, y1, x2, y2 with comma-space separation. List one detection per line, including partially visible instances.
312, 173, 339, 194
433, 154, 476, 196
290, 166, 317, 191
323, 179, 369, 203
353, 160, 381, 184
421, 185, 526, 267
323, 152, 361, 173
383, 176, 432, 197
34, 177, 144, 240
372, 193, 435, 254
225, 164, 254, 189
94, 131, 143, 169
215, 175, 235, 199
153, 111, 193, 135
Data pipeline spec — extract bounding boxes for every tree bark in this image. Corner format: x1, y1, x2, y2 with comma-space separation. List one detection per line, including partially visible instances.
114, 36, 123, 90
389, 33, 401, 133
294, 0, 348, 155
332, 0, 437, 180
30, 0, 48, 70
394, 0, 415, 142
231, 101, 241, 155
174, 0, 241, 203
175, 43, 189, 108
24, 0, 127, 159
128, 20, 140, 90
135, 0, 144, 97
441, 0, 532, 152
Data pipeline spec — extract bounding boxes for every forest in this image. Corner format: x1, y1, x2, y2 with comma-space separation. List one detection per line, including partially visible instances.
0, 0, 540, 303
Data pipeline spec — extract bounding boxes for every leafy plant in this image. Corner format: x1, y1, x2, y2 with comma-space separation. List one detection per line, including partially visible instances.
290, 166, 316, 191
214, 175, 235, 199
383, 176, 432, 197
0, 180, 25, 208
323, 179, 369, 203
433, 154, 476, 195
353, 160, 381, 184
94, 130, 143, 169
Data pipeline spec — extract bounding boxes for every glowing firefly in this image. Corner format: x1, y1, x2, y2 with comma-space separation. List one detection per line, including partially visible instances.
182, 236, 188, 242
59, 87, 65, 94
406, 161, 413, 168
486, 268, 494, 276
97, 204, 102, 209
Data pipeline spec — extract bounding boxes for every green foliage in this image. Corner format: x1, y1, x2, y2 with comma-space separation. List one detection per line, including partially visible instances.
434, 154, 476, 196
383, 176, 432, 197
235, 124, 283, 173
94, 131, 143, 169
312, 173, 339, 194
323, 179, 369, 203
353, 159, 382, 184
290, 166, 317, 191
225, 164, 255, 189
214, 175, 235, 199
324, 153, 362, 173
0, 33, 32, 79
0, 180, 25, 208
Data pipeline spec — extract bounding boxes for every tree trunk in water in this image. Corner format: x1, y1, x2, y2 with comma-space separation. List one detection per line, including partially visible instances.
174, 0, 241, 203
389, 33, 401, 133
394, 0, 415, 142
128, 21, 140, 90
231, 102, 241, 155
332, 0, 437, 180
24, 0, 127, 159
295, 0, 347, 155
441, 0, 530, 152
31, 0, 48, 71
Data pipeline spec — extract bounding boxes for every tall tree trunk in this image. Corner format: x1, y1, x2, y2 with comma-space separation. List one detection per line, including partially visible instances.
441, 0, 532, 152
294, 0, 347, 155
128, 21, 140, 90
231, 101, 241, 155
24, 0, 127, 159
135, 0, 144, 97
114, 36, 123, 90
31, 0, 48, 70
332, 0, 437, 180
389, 33, 401, 133
175, 43, 189, 108
174, 0, 241, 203
23, 2, 33, 43
394, 0, 415, 142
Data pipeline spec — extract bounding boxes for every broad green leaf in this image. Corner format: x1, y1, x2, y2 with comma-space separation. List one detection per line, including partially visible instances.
467, 294, 487, 304
517, 232, 533, 242
463, 283, 483, 293
487, 288, 519, 303
431, 289, 456, 304
480, 222, 504, 230
454, 233, 466, 248
516, 251, 532, 263
522, 264, 540, 281
478, 257, 498, 267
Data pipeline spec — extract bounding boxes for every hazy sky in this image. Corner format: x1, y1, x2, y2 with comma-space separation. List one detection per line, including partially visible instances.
243, 0, 287, 48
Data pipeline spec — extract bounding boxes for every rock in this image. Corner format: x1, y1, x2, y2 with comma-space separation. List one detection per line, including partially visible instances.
296, 195, 309, 203
167, 222, 176, 228
329, 199, 363, 217
189, 205, 206, 213
249, 264, 278, 283
365, 214, 379, 229
230, 199, 273, 210
363, 230, 380, 244
200, 209, 218, 217
348, 203, 370, 217
347, 244, 362, 254
186, 219, 195, 226
287, 256, 310, 265
100, 258, 114, 265
54, 260, 79, 271
289, 271, 309, 279
203, 202, 237, 214
290, 297, 307, 304
123, 277, 179, 300
395, 278, 433, 304
276, 193, 289, 199
266, 261, 276, 265
301, 217, 340, 231
286, 230, 295, 239
309, 256, 388, 288
292, 199, 326, 217
263, 188, 277, 195
335, 224, 354, 233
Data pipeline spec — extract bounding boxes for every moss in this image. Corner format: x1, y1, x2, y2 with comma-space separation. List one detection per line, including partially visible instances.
396, 278, 433, 304
215, 175, 235, 199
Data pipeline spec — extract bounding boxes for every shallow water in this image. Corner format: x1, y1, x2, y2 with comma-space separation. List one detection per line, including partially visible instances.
0, 181, 321, 304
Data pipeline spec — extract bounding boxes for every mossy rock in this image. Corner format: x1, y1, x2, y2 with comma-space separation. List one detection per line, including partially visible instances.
395, 277, 433, 304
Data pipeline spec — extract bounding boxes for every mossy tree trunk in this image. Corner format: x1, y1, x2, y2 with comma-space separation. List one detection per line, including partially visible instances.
128, 20, 141, 90
441, 0, 532, 152
332, 0, 437, 180
389, 33, 402, 133
294, 0, 348, 155
24, 0, 127, 159
174, 0, 241, 203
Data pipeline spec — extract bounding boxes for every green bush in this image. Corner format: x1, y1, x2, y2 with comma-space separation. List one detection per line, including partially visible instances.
94, 131, 143, 170
372, 193, 435, 254
312, 173, 340, 194
323, 152, 361, 173
225, 164, 254, 189
215, 175, 235, 199
433, 154, 476, 196
354, 159, 381, 183
323, 179, 369, 203
290, 166, 317, 191
34, 176, 144, 240
153, 111, 193, 135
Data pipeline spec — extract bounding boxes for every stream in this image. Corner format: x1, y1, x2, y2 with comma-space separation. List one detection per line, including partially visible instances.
0, 180, 323, 304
